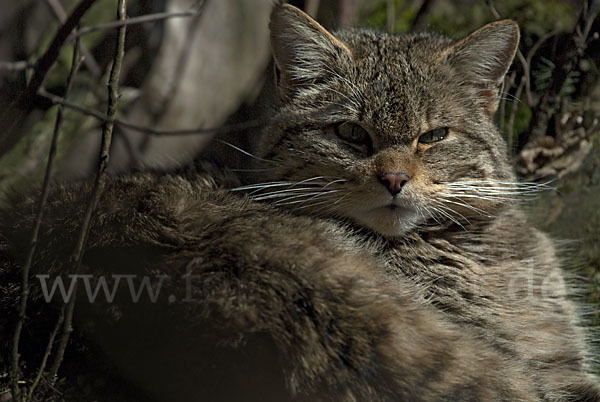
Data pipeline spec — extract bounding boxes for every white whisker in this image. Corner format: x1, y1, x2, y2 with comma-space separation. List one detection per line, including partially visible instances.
437, 197, 493, 217
273, 190, 339, 205
215, 139, 275, 164
251, 188, 329, 201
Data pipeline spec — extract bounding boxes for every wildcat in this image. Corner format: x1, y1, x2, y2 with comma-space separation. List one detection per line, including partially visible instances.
0, 3, 599, 401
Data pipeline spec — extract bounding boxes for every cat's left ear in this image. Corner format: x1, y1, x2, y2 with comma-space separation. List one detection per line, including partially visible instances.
443, 20, 520, 116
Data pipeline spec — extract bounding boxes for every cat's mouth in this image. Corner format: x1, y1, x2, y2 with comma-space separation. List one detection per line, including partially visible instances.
350, 202, 419, 237
382, 204, 414, 217
386, 204, 410, 213
385, 197, 412, 210
365, 198, 416, 218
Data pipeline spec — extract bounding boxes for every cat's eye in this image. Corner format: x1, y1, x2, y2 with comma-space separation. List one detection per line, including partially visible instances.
333, 123, 371, 145
418, 128, 448, 144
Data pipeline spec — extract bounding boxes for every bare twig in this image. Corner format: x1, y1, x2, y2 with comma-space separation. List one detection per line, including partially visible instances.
387, 0, 395, 32
486, 2, 501, 19
45, 0, 67, 21
25, 48, 82, 402
38, 374, 63, 397
72, 10, 204, 38
524, 29, 558, 105
338, 0, 360, 28
0, 61, 35, 72
27, 308, 65, 400
0, 0, 98, 159
487, 1, 531, 105
515, 50, 533, 106
507, 77, 526, 155
49, 0, 127, 381
304, 0, 320, 17
136, 0, 208, 158
9, 40, 83, 402
521, 0, 599, 149
499, 72, 516, 132
411, 0, 435, 31
38, 89, 266, 136
45, 0, 101, 78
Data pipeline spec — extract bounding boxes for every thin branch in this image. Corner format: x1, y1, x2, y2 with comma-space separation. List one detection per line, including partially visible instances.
45, 0, 67, 20
0, 0, 98, 159
387, 0, 395, 32
26, 308, 65, 400
0, 61, 35, 72
72, 10, 204, 38
38, 88, 266, 136
486, 2, 501, 19
411, 0, 435, 31
487, 1, 532, 105
521, 0, 599, 149
337, 0, 360, 28
499, 71, 516, 132
9, 40, 82, 402
304, 0, 320, 17
515, 49, 532, 106
524, 29, 559, 106
507, 77, 526, 155
45, 0, 101, 78
136, 0, 208, 157
49, 0, 127, 381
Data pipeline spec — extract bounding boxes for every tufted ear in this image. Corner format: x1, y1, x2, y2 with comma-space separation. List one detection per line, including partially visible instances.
443, 20, 520, 116
269, 4, 352, 101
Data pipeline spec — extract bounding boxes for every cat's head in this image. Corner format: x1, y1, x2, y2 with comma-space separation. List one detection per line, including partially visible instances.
252, 4, 520, 237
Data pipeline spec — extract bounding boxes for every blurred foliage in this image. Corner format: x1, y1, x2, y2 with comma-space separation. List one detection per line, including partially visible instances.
359, 0, 577, 36
360, 0, 418, 33
30, 0, 114, 89
0, 0, 147, 198
541, 140, 600, 327
534, 57, 581, 97
503, 100, 533, 143
0, 87, 99, 196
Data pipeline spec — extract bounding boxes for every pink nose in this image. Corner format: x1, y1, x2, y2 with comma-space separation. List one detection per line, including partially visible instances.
379, 172, 410, 195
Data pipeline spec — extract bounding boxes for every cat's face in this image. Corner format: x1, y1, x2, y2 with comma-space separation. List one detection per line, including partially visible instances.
252, 5, 520, 237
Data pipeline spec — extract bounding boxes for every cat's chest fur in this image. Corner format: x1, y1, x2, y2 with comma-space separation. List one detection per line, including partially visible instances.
370, 208, 585, 389
378, 208, 566, 324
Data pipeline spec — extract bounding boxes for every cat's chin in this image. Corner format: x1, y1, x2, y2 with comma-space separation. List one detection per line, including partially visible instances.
350, 205, 420, 238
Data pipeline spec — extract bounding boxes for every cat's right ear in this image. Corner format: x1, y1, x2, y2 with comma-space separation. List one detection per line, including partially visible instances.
269, 4, 352, 101
441, 20, 520, 116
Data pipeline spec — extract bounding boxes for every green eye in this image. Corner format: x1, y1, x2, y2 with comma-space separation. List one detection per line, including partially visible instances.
334, 123, 371, 145
418, 127, 448, 144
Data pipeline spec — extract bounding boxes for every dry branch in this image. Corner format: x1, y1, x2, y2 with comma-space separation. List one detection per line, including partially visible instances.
72, 10, 204, 38
412, 0, 436, 31
48, 0, 128, 381
0, 0, 98, 159
9, 40, 83, 402
386, 0, 395, 32
45, 0, 101, 78
521, 0, 599, 150
0, 61, 34, 72
139, 0, 209, 141
507, 78, 526, 153
26, 308, 65, 400
304, 0, 320, 17
38, 89, 266, 136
